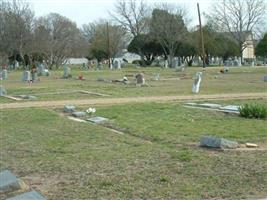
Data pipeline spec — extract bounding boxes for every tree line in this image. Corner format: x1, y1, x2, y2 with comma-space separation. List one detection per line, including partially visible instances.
0, 0, 266, 69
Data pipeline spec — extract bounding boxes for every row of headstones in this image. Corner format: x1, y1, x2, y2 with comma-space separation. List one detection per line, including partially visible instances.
0, 170, 47, 200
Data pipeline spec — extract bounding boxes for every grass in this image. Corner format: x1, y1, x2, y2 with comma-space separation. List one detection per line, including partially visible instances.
0, 66, 266, 103
1, 100, 267, 200
0, 65, 267, 199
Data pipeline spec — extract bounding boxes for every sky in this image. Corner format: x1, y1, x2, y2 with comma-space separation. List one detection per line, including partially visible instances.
27, 0, 214, 28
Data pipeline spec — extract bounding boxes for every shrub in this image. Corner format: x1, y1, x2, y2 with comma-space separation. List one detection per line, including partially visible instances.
239, 103, 267, 119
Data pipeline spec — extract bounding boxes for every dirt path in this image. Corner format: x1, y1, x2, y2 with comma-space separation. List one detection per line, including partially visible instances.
1, 92, 267, 110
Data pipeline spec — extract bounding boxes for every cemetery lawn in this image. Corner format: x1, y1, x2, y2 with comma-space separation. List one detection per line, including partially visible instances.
0, 66, 266, 103
1, 99, 267, 200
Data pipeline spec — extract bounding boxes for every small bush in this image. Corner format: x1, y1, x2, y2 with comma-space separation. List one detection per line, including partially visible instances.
239, 103, 267, 119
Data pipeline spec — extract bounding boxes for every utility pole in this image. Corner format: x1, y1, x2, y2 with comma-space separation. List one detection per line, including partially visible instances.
197, 3, 206, 68
106, 22, 111, 69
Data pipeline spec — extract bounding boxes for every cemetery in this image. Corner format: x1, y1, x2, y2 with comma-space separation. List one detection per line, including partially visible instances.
1, 0, 267, 199
0, 64, 267, 200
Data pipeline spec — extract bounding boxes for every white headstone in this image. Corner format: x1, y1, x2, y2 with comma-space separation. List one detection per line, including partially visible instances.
22, 71, 31, 81
164, 60, 168, 68
114, 60, 121, 69
63, 66, 71, 78
0, 85, 7, 96
192, 72, 202, 94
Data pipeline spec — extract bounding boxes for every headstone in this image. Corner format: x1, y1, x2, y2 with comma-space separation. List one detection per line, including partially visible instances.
0, 85, 7, 96
16, 95, 37, 100
192, 72, 202, 94
198, 103, 222, 109
154, 73, 160, 81
22, 71, 31, 81
0, 170, 20, 193
200, 136, 239, 149
164, 60, 168, 68
97, 63, 103, 70
264, 75, 267, 82
135, 73, 145, 85
2, 70, 8, 80
6, 190, 47, 200
37, 63, 45, 76
32, 72, 38, 82
72, 111, 86, 118
87, 116, 109, 124
63, 66, 71, 78
114, 60, 121, 69
64, 105, 76, 113
219, 105, 240, 112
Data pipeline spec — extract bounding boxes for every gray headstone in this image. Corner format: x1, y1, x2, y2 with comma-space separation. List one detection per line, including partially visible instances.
63, 66, 71, 78
264, 75, 267, 82
64, 105, 76, 113
0, 85, 7, 96
32, 72, 38, 81
2, 70, 8, 80
114, 60, 121, 69
72, 111, 86, 118
135, 73, 145, 85
0, 170, 20, 193
22, 71, 31, 81
6, 190, 47, 200
37, 63, 45, 76
200, 136, 239, 149
87, 116, 109, 124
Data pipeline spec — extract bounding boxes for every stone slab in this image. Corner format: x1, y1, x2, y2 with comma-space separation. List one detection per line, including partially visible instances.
6, 190, 47, 200
72, 111, 86, 118
0, 170, 20, 193
198, 103, 222, 109
219, 105, 240, 112
200, 136, 239, 149
87, 116, 109, 124
64, 105, 76, 113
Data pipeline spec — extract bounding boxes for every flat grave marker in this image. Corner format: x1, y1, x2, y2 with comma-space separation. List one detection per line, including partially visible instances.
0, 170, 20, 193
6, 190, 47, 200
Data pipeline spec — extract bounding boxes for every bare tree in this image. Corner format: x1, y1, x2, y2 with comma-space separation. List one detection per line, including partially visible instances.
34, 13, 85, 68
110, 0, 150, 37
0, 0, 34, 65
206, 0, 267, 60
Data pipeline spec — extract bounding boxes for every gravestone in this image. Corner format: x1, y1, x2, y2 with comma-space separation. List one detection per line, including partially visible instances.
37, 63, 45, 76
192, 72, 202, 94
219, 105, 240, 112
97, 63, 103, 70
0, 85, 7, 96
198, 103, 222, 109
1, 70, 8, 80
32, 72, 38, 82
200, 136, 239, 149
22, 71, 31, 81
164, 60, 168, 68
114, 60, 121, 69
154, 73, 160, 81
63, 66, 71, 78
264, 75, 267, 82
6, 190, 47, 200
135, 73, 145, 85
87, 116, 109, 124
0, 170, 20, 193
72, 111, 86, 118
16, 95, 37, 100
64, 105, 76, 113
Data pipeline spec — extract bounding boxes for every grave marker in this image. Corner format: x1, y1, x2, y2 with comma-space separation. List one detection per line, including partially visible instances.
22, 71, 31, 82
64, 105, 76, 113
0, 85, 7, 96
135, 73, 145, 85
87, 116, 109, 124
192, 72, 202, 94
1, 69, 8, 80
264, 75, 267, 82
6, 190, 47, 200
72, 111, 86, 118
200, 136, 239, 149
0, 170, 20, 193
63, 66, 71, 78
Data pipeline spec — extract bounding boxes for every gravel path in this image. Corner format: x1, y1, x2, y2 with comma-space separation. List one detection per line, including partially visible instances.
1, 92, 266, 110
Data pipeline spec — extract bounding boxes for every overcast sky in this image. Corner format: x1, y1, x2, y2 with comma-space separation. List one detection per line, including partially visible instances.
27, 0, 214, 27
